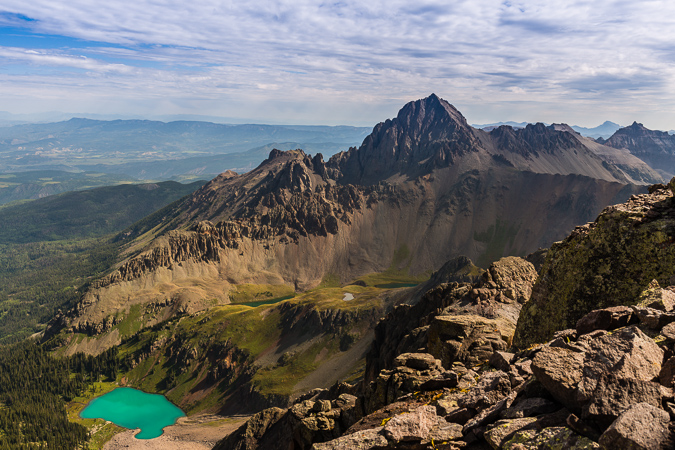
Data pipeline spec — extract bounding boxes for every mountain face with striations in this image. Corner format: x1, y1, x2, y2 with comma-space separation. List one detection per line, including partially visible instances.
601, 121, 675, 178
50, 95, 657, 352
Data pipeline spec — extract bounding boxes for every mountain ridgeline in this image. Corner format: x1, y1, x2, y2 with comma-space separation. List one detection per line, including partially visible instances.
601, 121, 675, 178
47, 94, 660, 356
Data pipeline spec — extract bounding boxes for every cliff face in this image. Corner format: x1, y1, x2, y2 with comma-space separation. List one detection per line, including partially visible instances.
603, 122, 675, 177
514, 180, 675, 348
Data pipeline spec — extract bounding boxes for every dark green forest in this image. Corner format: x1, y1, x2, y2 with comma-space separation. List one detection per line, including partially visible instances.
0, 341, 119, 449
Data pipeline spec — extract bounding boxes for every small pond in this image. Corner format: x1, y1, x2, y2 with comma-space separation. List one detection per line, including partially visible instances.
241, 294, 295, 308
80, 387, 185, 439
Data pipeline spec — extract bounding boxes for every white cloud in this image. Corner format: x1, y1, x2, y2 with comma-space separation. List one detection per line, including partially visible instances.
0, 47, 135, 73
0, 1, 674, 127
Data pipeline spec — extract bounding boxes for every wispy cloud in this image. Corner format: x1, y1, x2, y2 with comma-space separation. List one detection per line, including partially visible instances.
0, 0, 674, 127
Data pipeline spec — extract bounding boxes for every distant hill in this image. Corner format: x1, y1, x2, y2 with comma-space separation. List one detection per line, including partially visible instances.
0, 119, 370, 180
571, 121, 621, 139
76, 142, 357, 180
472, 121, 532, 131
0, 179, 205, 343
0, 170, 139, 206
0, 180, 205, 243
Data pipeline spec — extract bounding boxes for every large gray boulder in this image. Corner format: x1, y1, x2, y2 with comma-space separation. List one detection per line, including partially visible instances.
532, 325, 666, 422
531, 346, 585, 409
598, 402, 671, 450
582, 373, 671, 427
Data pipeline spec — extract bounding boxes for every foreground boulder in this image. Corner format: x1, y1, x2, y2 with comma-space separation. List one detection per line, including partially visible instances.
532, 323, 670, 425
427, 314, 514, 368
598, 402, 671, 450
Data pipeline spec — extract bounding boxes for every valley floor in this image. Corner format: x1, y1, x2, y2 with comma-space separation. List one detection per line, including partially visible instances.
103, 414, 249, 450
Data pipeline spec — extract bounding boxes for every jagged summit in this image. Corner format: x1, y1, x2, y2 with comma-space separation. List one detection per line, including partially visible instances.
487, 122, 580, 157
604, 121, 675, 177
149, 148, 332, 232
393, 93, 471, 134
549, 123, 578, 134
610, 121, 672, 139
628, 121, 647, 130
329, 94, 480, 184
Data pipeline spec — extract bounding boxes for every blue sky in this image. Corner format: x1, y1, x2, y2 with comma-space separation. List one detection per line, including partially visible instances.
0, 1, 674, 129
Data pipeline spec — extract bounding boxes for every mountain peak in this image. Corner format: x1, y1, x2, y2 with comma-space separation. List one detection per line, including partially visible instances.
624, 121, 658, 134
330, 95, 479, 184
394, 94, 470, 131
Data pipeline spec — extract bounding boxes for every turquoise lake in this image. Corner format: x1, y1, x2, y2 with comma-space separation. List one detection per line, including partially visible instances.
80, 387, 185, 439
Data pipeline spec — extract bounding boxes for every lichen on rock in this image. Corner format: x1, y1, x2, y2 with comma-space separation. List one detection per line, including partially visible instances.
514, 183, 675, 347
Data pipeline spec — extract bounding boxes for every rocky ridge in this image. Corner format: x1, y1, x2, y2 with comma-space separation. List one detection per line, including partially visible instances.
214, 261, 675, 449
107, 95, 658, 292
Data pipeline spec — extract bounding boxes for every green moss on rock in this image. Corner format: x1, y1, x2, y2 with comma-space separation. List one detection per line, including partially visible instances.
514, 185, 675, 348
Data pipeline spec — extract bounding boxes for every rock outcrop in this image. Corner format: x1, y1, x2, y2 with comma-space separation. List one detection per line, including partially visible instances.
214, 300, 675, 450
364, 256, 537, 385
514, 181, 675, 347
